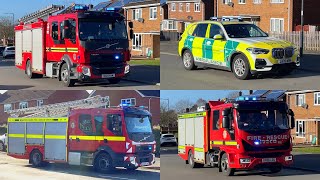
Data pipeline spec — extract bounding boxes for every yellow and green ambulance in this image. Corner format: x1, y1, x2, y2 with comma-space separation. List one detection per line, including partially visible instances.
178, 18, 300, 80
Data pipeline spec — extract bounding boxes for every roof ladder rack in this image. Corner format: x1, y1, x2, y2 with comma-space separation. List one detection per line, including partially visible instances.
19, 4, 65, 24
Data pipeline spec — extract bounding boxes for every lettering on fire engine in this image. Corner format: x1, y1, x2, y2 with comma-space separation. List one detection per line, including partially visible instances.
247, 135, 288, 144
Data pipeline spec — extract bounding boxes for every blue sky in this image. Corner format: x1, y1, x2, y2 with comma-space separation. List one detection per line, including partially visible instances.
0, 0, 104, 20
160, 90, 250, 106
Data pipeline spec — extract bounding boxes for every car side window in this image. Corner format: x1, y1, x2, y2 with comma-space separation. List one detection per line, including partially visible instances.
209, 24, 224, 39
51, 22, 59, 40
192, 24, 208, 38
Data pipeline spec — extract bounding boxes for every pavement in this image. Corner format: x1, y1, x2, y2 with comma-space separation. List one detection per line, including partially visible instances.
160, 41, 320, 89
0, 57, 159, 90
0, 152, 160, 180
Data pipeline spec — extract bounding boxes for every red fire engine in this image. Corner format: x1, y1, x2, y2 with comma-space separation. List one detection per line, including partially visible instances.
178, 96, 295, 176
14, 4, 133, 86
7, 96, 156, 173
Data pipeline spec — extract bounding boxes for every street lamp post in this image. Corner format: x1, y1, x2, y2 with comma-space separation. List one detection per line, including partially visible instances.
300, 0, 304, 57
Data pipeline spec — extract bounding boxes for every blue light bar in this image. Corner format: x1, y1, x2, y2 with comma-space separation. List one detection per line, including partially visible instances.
106, 7, 121, 11
236, 96, 258, 101
74, 4, 89, 11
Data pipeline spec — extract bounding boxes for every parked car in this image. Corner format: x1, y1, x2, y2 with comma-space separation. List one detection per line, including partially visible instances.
2, 46, 15, 58
160, 134, 177, 146
0, 133, 7, 151
0, 46, 5, 56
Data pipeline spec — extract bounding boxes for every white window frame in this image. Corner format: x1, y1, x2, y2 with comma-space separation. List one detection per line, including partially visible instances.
19, 101, 28, 109
296, 121, 305, 137
132, 33, 142, 51
121, 98, 136, 106
132, 9, 142, 20
296, 94, 306, 106
4, 104, 12, 112
149, 7, 157, 20
239, 0, 246, 4
186, 3, 190, 12
270, 0, 284, 3
179, 3, 183, 12
37, 99, 44, 107
270, 18, 284, 32
253, 0, 262, 4
160, 7, 163, 15
194, 3, 200, 12
171, 3, 176, 11
314, 92, 320, 105
223, 0, 232, 4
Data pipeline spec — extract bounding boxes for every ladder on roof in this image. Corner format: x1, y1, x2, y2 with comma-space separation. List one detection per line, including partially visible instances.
19, 4, 65, 23
7, 95, 110, 118
58, 3, 76, 15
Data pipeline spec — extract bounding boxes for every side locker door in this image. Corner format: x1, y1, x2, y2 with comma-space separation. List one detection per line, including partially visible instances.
102, 113, 125, 154
210, 24, 228, 67
191, 24, 208, 62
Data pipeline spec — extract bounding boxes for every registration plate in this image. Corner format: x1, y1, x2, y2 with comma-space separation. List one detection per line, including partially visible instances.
262, 158, 276, 163
141, 162, 150, 166
278, 59, 292, 64
102, 74, 115, 78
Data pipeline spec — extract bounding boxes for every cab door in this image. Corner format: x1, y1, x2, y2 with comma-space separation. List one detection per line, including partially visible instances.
207, 24, 227, 67
190, 23, 209, 62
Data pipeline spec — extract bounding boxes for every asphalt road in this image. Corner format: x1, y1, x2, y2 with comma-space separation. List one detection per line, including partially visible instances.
160, 41, 320, 89
0, 152, 159, 180
161, 152, 320, 180
0, 57, 159, 90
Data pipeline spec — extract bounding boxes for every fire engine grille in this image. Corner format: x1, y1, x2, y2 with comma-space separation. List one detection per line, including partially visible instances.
242, 140, 290, 152
272, 47, 294, 59
136, 145, 153, 153
90, 54, 125, 75
248, 152, 285, 158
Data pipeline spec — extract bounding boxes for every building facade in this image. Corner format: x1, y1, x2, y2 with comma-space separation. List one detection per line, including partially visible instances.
286, 90, 320, 145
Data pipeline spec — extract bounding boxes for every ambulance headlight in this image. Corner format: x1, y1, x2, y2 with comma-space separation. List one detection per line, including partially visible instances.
240, 158, 251, 164
247, 48, 270, 54
82, 67, 91, 76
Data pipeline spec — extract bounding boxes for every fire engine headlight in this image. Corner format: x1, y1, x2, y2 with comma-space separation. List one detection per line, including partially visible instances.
240, 158, 251, 164
247, 48, 270, 54
285, 155, 293, 161
82, 67, 91, 76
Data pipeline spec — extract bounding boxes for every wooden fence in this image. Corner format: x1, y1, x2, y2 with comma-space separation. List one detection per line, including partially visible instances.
268, 31, 320, 51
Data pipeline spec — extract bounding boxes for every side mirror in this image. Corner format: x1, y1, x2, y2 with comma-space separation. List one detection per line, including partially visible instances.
290, 116, 295, 129
128, 21, 133, 29
222, 108, 230, 116
213, 34, 224, 40
130, 29, 134, 40
222, 116, 230, 129
61, 20, 70, 39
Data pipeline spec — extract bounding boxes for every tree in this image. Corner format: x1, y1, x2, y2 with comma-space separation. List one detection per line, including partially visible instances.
226, 91, 242, 100
0, 16, 14, 45
174, 99, 194, 113
195, 98, 207, 107
160, 104, 178, 133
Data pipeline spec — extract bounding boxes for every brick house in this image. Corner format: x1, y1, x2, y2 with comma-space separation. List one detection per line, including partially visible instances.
123, 0, 160, 58
286, 90, 320, 145
161, 0, 215, 40
90, 90, 161, 126
217, 0, 320, 32
0, 90, 89, 124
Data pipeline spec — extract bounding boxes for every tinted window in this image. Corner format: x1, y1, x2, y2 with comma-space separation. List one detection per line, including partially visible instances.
192, 24, 208, 38
209, 24, 224, 39
107, 114, 122, 136
79, 114, 93, 134
52, 22, 59, 40
7, 47, 15, 51
213, 110, 220, 130
163, 135, 174, 138
94, 115, 104, 135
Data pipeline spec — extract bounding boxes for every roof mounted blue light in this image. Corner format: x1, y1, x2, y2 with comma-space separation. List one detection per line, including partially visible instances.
236, 96, 259, 101
105, 7, 121, 12
74, 4, 89, 11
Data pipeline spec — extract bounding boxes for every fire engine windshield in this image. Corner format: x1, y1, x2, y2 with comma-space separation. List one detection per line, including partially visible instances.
125, 114, 152, 133
237, 109, 289, 131
79, 20, 127, 41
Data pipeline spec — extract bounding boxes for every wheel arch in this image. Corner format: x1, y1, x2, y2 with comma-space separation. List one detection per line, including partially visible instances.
181, 47, 192, 57
59, 55, 73, 81
229, 51, 249, 72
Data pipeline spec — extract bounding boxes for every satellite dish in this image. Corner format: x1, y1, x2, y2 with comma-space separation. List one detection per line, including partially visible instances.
301, 103, 308, 109
228, 2, 234, 7
138, 18, 144, 23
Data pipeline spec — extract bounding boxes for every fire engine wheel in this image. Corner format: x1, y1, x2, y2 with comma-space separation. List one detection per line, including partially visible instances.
30, 150, 44, 167
0, 141, 5, 152
26, 60, 36, 79
108, 78, 121, 84
220, 153, 235, 176
182, 50, 196, 70
61, 63, 76, 87
188, 151, 203, 168
232, 54, 251, 80
94, 153, 114, 173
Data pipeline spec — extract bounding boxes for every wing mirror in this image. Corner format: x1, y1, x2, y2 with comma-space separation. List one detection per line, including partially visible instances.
213, 34, 224, 40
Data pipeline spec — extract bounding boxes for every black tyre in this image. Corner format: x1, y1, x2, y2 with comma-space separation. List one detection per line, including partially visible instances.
270, 166, 282, 173
26, 60, 37, 79
60, 63, 76, 87
188, 151, 203, 168
182, 50, 196, 70
108, 78, 121, 84
94, 153, 114, 173
0, 141, 5, 152
220, 153, 235, 176
30, 150, 44, 167
232, 54, 251, 80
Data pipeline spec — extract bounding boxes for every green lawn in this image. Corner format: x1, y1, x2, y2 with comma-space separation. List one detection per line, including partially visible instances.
129, 59, 160, 66
293, 146, 320, 154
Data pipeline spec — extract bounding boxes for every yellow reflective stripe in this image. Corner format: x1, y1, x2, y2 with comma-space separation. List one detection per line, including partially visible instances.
69, 136, 125, 141
8, 117, 68, 122
45, 135, 66, 140
178, 112, 206, 119
224, 141, 237, 146
212, 141, 223, 145
45, 47, 78, 52
26, 134, 43, 139
8, 134, 24, 138
178, 145, 185, 149
194, 147, 204, 152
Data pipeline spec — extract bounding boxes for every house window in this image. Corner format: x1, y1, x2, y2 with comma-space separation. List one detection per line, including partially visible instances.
253, 0, 262, 4
4, 104, 12, 112
270, 18, 284, 32
223, 0, 232, 4
79, 114, 93, 134
19, 102, 28, 109
121, 98, 136, 106
186, 3, 190, 12
149, 7, 157, 19
296, 121, 305, 137
160, 7, 163, 15
239, 0, 246, 4
171, 3, 176, 11
179, 3, 183, 12
37, 100, 43, 107
296, 94, 305, 106
315, 92, 320, 105
163, 20, 177, 30
271, 0, 284, 3
132, 9, 142, 20
132, 34, 142, 51
194, 3, 200, 12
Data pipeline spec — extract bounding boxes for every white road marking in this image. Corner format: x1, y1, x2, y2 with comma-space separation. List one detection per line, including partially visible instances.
98, 175, 137, 180
160, 52, 178, 56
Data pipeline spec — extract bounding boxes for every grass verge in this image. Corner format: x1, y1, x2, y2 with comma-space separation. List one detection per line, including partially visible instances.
130, 59, 160, 66
293, 146, 320, 154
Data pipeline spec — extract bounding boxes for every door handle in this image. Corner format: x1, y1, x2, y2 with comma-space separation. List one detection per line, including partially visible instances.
76, 137, 80, 142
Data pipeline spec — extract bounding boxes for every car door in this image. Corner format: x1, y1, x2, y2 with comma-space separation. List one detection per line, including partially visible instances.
207, 24, 227, 67
190, 23, 209, 62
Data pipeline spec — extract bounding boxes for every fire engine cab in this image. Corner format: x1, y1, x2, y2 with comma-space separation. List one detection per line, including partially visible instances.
15, 4, 133, 86
6, 96, 156, 173
178, 97, 295, 176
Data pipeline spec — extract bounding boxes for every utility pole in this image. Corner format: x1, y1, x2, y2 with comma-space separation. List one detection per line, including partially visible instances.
300, 0, 304, 57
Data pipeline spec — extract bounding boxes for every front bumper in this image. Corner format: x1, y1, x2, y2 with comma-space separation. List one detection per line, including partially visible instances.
123, 153, 155, 168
